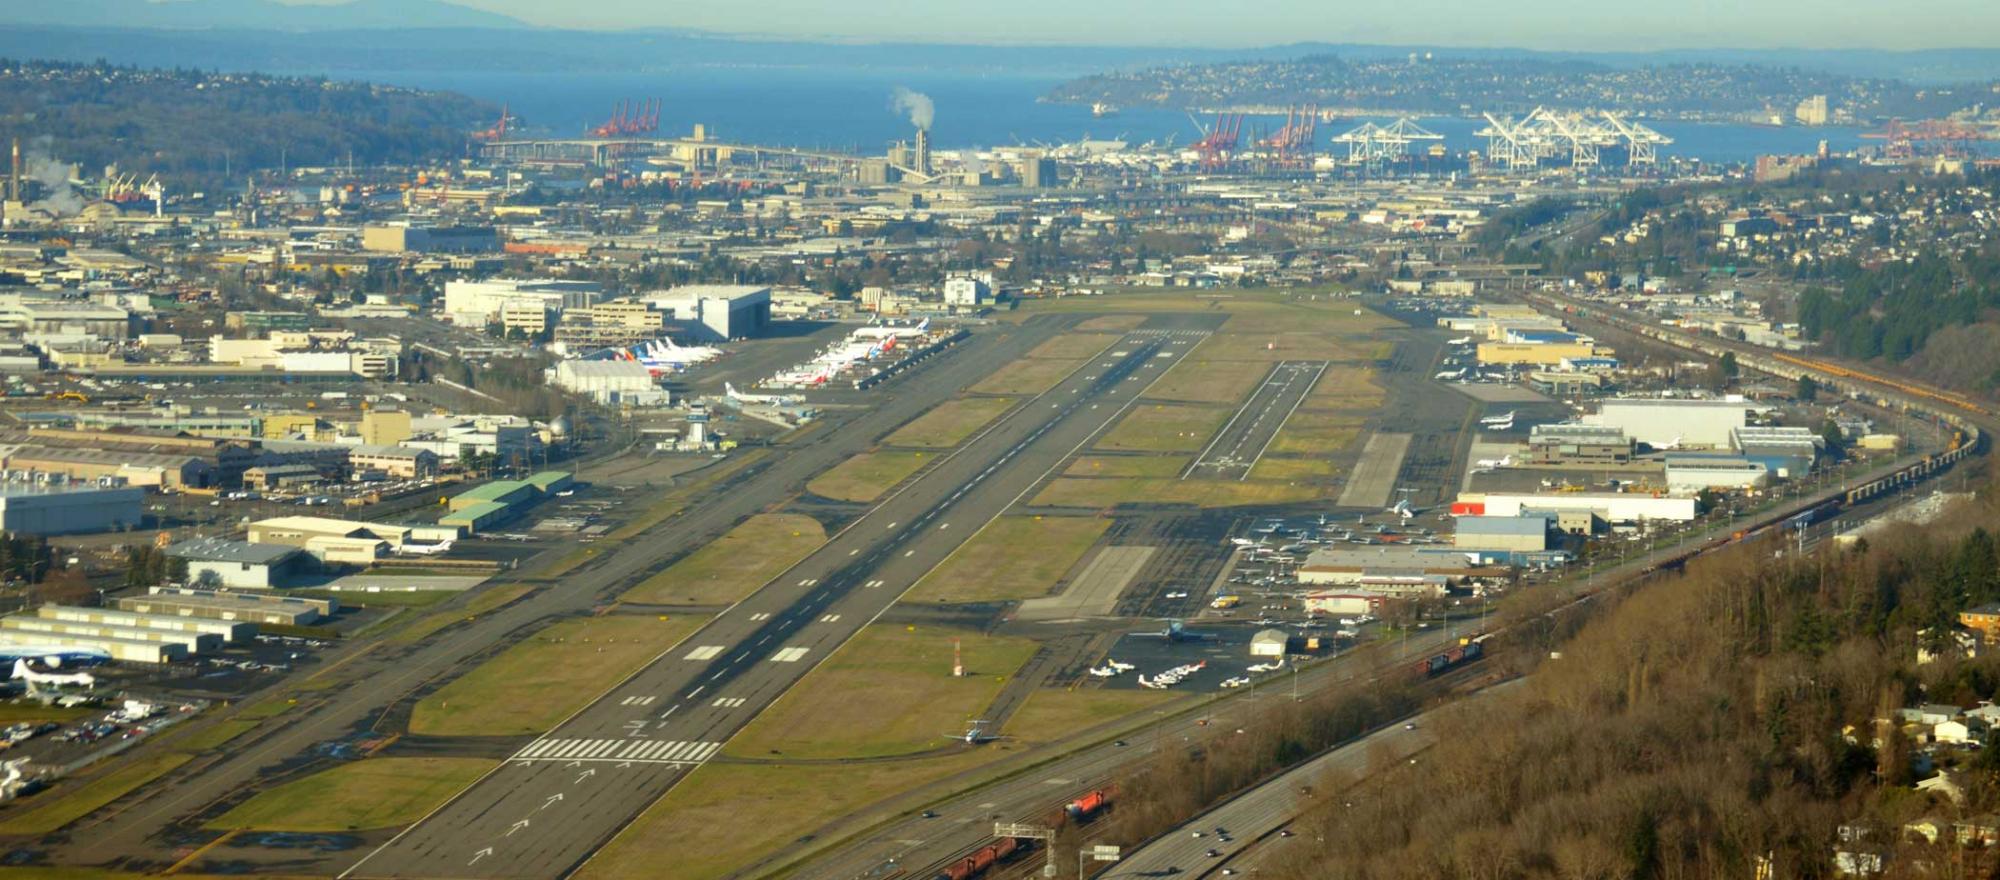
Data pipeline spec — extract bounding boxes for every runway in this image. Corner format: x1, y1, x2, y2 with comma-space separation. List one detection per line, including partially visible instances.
60, 319, 1079, 870
342, 326, 1211, 879
1181, 361, 1325, 481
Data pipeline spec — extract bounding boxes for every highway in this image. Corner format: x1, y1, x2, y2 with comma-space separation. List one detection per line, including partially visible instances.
343, 323, 1214, 879
1181, 361, 1326, 481
56, 317, 1078, 870
1103, 680, 1524, 879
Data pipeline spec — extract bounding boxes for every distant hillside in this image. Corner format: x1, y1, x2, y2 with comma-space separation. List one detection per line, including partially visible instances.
0, 59, 493, 176
1, 0, 526, 31
0, 26, 1998, 84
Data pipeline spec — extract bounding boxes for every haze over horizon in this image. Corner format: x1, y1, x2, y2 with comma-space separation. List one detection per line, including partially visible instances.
267, 0, 1999, 50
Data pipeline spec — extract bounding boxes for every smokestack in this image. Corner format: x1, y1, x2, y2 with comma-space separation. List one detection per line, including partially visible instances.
914, 127, 931, 177
8, 139, 18, 203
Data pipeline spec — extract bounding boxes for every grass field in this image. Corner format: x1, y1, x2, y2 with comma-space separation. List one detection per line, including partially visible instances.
969, 357, 1086, 396
1249, 455, 1339, 482
1096, 403, 1230, 453
1031, 477, 1323, 508
294, 590, 457, 609
622, 514, 826, 606
724, 624, 1039, 759
1305, 366, 1387, 409
1144, 356, 1272, 405
1064, 455, 1190, 478
1004, 688, 1178, 744
0, 702, 91, 727
388, 584, 535, 646
0, 752, 190, 835
576, 752, 999, 880
883, 397, 1016, 448
806, 451, 931, 503
1267, 411, 1368, 456
1026, 333, 1119, 360
541, 451, 773, 579
208, 758, 494, 832
906, 515, 1111, 604
411, 614, 707, 736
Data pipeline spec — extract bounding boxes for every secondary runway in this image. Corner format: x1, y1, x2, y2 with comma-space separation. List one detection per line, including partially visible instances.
1181, 361, 1325, 481
344, 326, 1211, 879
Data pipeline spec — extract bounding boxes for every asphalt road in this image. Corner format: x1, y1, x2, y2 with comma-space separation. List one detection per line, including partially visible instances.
1181, 361, 1326, 481
56, 317, 1078, 871
343, 325, 1214, 879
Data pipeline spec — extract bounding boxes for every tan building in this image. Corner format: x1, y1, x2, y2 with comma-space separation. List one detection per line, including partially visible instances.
349, 445, 438, 479
360, 410, 413, 446
263, 414, 327, 441
1963, 603, 2000, 643
501, 304, 551, 335
1476, 342, 1603, 366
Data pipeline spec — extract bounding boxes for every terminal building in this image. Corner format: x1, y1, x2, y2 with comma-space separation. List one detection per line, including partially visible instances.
443, 278, 604, 327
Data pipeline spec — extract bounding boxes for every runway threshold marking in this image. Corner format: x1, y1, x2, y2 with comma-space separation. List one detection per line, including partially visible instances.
770, 646, 811, 663
684, 645, 725, 661
511, 738, 722, 764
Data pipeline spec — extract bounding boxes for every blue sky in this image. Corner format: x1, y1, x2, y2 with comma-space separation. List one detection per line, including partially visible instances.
415, 0, 1998, 48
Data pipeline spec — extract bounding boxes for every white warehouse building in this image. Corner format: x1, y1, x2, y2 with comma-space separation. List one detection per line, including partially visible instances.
1474, 492, 1699, 523
642, 285, 771, 342
1590, 398, 1754, 449
443, 279, 603, 327
548, 360, 668, 406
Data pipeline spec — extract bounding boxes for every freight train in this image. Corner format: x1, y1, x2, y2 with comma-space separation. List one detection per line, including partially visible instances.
931, 789, 1114, 880
1413, 636, 1487, 678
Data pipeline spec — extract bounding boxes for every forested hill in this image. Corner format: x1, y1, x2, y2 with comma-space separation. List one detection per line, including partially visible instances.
0, 60, 491, 176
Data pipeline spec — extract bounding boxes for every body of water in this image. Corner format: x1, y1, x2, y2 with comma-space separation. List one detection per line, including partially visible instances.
367, 67, 1873, 165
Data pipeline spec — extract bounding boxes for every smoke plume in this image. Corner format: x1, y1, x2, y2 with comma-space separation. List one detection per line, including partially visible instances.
890, 87, 934, 131
25, 151, 83, 217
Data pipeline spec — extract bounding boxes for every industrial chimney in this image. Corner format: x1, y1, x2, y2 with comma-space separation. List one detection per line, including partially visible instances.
7, 138, 18, 203
914, 126, 931, 177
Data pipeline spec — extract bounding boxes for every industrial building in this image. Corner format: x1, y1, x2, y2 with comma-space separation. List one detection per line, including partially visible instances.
1249, 628, 1290, 658
0, 632, 184, 664
361, 224, 500, 254
943, 275, 991, 307
438, 472, 572, 534
37, 605, 255, 643
641, 285, 772, 341
168, 537, 314, 589
1297, 546, 1499, 587
549, 359, 666, 406
347, 445, 440, 480
1525, 424, 1634, 466
0, 617, 218, 654
1454, 515, 1553, 552
1303, 593, 1384, 617
247, 516, 459, 558
1663, 454, 1770, 491
443, 278, 603, 327
1591, 398, 1754, 449
1477, 342, 1603, 366
0, 484, 144, 535
1462, 492, 1699, 523
119, 587, 333, 626
1732, 426, 1820, 479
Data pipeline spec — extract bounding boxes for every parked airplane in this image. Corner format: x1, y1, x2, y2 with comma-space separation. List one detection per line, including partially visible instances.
1131, 619, 1218, 643
1479, 410, 1516, 425
725, 382, 803, 407
11, 658, 95, 691
1655, 436, 1684, 451
1434, 369, 1466, 381
1447, 336, 1473, 345
1473, 454, 1514, 470
1389, 499, 1426, 521
396, 540, 455, 557
0, 646, 108, 668
1228, 536, 1268, 548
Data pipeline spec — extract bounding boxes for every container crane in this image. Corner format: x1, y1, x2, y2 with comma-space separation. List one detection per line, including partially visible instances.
1191, 111, 1243, 170
470, 105, 514, 143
